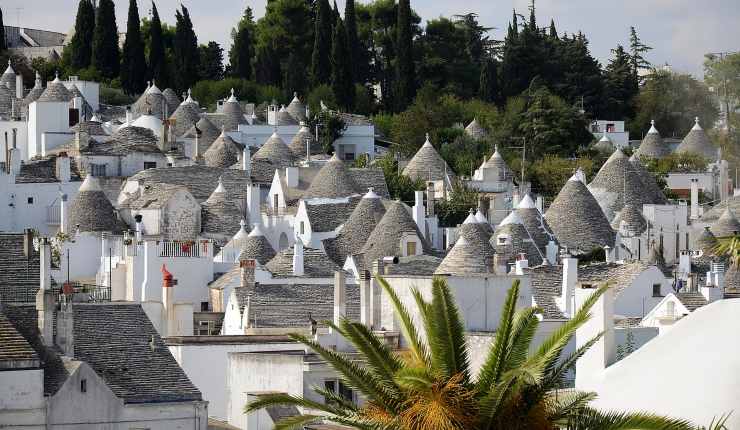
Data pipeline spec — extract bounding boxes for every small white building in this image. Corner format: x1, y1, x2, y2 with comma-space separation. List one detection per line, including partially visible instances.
590, 120, 629, 148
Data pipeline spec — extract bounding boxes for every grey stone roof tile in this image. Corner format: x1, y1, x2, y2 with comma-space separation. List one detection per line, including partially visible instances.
0, 308, 38, 365
304, 155, 358, 199
402, 136, 454, 182
182, 116, 221, 156
265, 246, 343, 278
253, 131, 296, 168
169, 103, 201, 138
634, 121, 670, 159
322, 191, 387, 265
36, 78, 72, 103
15, 155, 83, 184
162, 88, 182, 114
676, 119, 717, 160
68, 175, 121, 233
205, 132, 242, 168
676, 292, 707, 312
359, 200, 431, 266
711, 208, 740, 238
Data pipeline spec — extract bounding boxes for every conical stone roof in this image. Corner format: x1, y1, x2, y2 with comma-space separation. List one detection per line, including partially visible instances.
277, 106, 299, 125
286, 93, 307, 123
222, 89, 246, 131
634, 120, 670, 159
323, 188, 387, 265
0, 84, 13, 118
695, 226, 717, 254
588, 148, 664, 221
593, 134, 615, 152
201, 177, 243, 239
544, 169, 615, 254
491, 211, 545, 266
676, 117, 717, 160
711, 208, 740, 238
360, 200, 431, 265
515, 194, 555, 252
303, 154, 358, 199
288, 124, 319, 158
132, 83, 166, 118
253, 130, 296, 168
237, 224, 277, 265
169, 103, 201, 138
629, 155, 668, 205
204, 130, 242, 168
402, 134, 454, 182
611, 204, 647, 235
1, 60, 16, 89
646, 244, 668, 273
67, 175, 119, 232
36, 76, 72, 103
435, 235, 495, 276
485, 145, 512, 181
22, 73, 44, 107
162, 88, 181, 114
183, 116, 220, 156
224, 219, 251, 249
464, 118, 487, 140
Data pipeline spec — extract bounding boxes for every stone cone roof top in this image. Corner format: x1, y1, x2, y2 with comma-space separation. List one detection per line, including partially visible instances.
222, 89, 245, 131
1, 60, 16, 89
474, 208, 494, 236
628, 155, 668, 205
0, 84, 13, 117
286, 93, 307, 122
515, 194, 555, 252
132, 83, 166, 118
277, 106, 299, 125
634, 120, 670, 159
224, 219, 251, 249
611, 204, 647, 235
237, 224, 277, 265
588, 148, 665, 221
544, 169, 615, 254
676, 117, 717, 160
323, 188, 387, 265
288, 124, 319, 157
464, 118, 487, 140
183, 116, 220, 155
109, 124, 160, 148
67, 85, 94, 119
402, 134, 454, 182
22, 74, 44, 107
455, 209, 496, 251
204, 130, 242, 168
162, 88, 181, 114
360, 200, 431, 265
435, 235, 495, 276
169, 103, 201, 138
695, 226, 717, 254
36, 76, 72, 103
485, 145, 512, 181
492, 212, 545, 266
303, 154, 358, 199
711, 208, 740, 238
67, 175, 119, 232
253, 130, 296, 168
725, 264, 740, 290
70, 119, 107, 136
201, 177, 243, 238
593, 134, 615, 152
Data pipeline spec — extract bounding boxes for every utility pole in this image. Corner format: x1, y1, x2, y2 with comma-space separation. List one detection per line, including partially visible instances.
509, 137, 527, 191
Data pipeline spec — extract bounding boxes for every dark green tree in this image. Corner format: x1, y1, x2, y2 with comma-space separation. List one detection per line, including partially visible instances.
254, 44, 281, 86
548, 18, 557, 39
91, 0, 120, 79
603, 45, 638, 120
417, 17, 477, 97
479, 57, 499, 104
148, 2, 169, 88
344, 0, 359, 84
120, 0, 147, 95
199, 41, 224, 80
283, 53, 308, 96
256, 0, 313, 86
553, 33, 604, 117
394, 0, 415, 111
311, 0, 332, 86
500, 8, 548, 98
229, 7, 255, 80
0, 9, 5, 52
173, 5, 200, 92
629, 26, 652, 78
331, 19, 353, 110
453, 13, 493, 64
68, 0, 95, 70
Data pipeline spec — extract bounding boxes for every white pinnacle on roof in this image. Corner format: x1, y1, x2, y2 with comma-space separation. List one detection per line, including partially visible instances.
422, 133, 432, 147
34, 72, 42, 87
148, 80, 162, 95
647, 119, 659, 134
475, 209, 487, 224
3, 59, 15, 75
79, 174, 102, 192
52, 72, 61, 84
90, 113, 101, 122
463, 209, 478, 224
568, 168, 587, 183
363, 188, 380, 199
518, 194, 536, 209
248, 223, 266, 237
232, 219, 249, 241
181, 88, 196, 105
227, 88, 238, 103
599, 134, 612, 143
500, 211, 523, 226
213, 176, 226, 194
692, 116, 703, 131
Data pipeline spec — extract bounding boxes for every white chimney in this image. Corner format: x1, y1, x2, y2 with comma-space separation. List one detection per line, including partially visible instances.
536, 196, 544, 213
40, 238, 51, 291
575, 285, 615, 391
125, 106, 132, 125
426, 182, 435, 216
59, 192, 68, 234
240, 259, 256, 288
9, 147, 20, 176
134, 214, 143, 243
604, 245, 614, 263
242, 145, 251, 174
546, 240, 558, 265
36, 237, 55, 345
514, 254, 529, 275
162, 264, 176, 337
333, 271, 346, 325
247, 183, 261, 224
293, 237, 304, 276
512, 189, 521, 209
678, 250, 691, 281
285, 167, 299, 188
557, 255, 578, 317
413, 190, 425, 237
690, 178, 699, 220
140, 241, 151, 301
56, 154, 71, 183
15, 75, 23, 100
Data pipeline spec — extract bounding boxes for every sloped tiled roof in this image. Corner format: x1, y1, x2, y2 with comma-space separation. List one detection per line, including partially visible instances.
36, 77, 72, 103
435, 232, 495, 276
360, 200, 431, 266
634, 120, 670, 159
22, 75, 45, 107
119, 183, 189, 210
515, 194, 555, 252
169, 103, 201, 138
182, 116, 221, 155
323, 190, 387, 265
304, 197, 359, 233
629, 155, 670, 205
402, 135, 454, 182
491, 212, 545, 266
201, 179, 244, 239
265, 246, 343, 278
85, 126, 161, 156
303, 155, 359, 199
0, 307, 38, 366
67, 175, 120, 233
544, 170, 615, 254
711, 208, 740, 238
162, 88, 182, 114
383, 255, 444, 276
676, 292, 708, 312
70, 120, 107, 136
611, 204, 647, 235
464, 118, 487, 140
0, 234, 41, 303
15, 155, 83, 184
222, 90, 246, 131
288, 124, 319, 158
132, 87, 167, 119
204, 131, 242, 168
237, 225, 277, 265
285, 93, 307, 123
253, 131, 296, 168
676, 118, 717, 160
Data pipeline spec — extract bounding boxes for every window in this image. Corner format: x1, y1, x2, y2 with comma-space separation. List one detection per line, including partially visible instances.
273, 194, 279, 212
498, 236, 507, 245
143, 162, 157, 170
200, 302, 209, 312
606, 123, 615, 132
90, 163, 106, 177
652, 284, 662, 297
406, 241, 417, 256
300, 222, 305, 235
344, 152, 355, 161
27, 197, 33, 204
80, 379, 87, 393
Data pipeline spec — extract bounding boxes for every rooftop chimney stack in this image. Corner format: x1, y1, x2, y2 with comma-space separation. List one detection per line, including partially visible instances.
426, 182, 435, 216
56, 152, 71, 183
690, 178, 699, 220
413, 190, 425, 236
240, 259, 256, 289
59, 192, 68, 234
558, 255, 578, 317
16, 75, 23, 100
333, 270, 346, 325
575, 284, 615, 391
161, 264, 176, 337
134, 214, 143, 243
36, 237, 55, 345
242, 145, 251, 175
293, 235, 304, 276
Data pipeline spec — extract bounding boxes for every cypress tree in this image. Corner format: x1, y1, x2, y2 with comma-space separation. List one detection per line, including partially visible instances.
311, 0, 332, 86
604, 44, 639, 119
199, 41, 224, 80
629, 26, 652, 78
394, 0, 415, 111
68, 0, 95, 70
149, 2, 169, 88
229, 7, 255, 80
91, 0, 120, 79
174, 5, 200, 92
255, 44, 281, 86
332, 0, 340, 26
331, 19, 353, 110
0, 8, 5, 52
344, 0, 359, 85
479, 57, 499, 104
283, 53, 307, 96
121, 0, 147, 95
548, 19, 558, 39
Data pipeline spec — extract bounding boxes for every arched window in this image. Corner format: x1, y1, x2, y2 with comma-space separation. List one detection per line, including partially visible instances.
278, 232, 289, 250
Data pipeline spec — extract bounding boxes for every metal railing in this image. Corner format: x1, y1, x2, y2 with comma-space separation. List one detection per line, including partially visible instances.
159, 240, 211, 258
47, 204, 61, 225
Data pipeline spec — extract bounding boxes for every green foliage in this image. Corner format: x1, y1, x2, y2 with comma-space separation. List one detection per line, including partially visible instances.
479, 57, 499, 104
306, 84, 337, 113
257, 0, 313, 87
417, 17, 479, 98
529, 155, 597, 199
311, 0, 333, 86
246, 278, 696, 430
282, 53, 308, 97
330, 20, 354, 110
309, 110, 347, 154
344, 0, 360, 85
704, 52, 740, 135
229, 7, 255, 80
173, 5, 200, 92
91, 0, 120, 79
353, 84, 374, 116
198, 41, 224, 81
68, 0, 95, 70
394, 0, 415, 111
191, 78, 280, 110
146, 2, 170, 89
628, 26, 652, 78
632, 70, 718, 139
100, 85, 135, 106
120, 0, 147, 95
436, 180, 480, 227
603, 45, 639, 120
374, 152, 425, 202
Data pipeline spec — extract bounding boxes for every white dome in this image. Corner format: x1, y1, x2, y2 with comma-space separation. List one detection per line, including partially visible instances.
129, 114, 164, 138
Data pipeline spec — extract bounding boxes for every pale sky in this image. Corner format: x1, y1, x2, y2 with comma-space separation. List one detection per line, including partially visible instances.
9, 0, 740, 77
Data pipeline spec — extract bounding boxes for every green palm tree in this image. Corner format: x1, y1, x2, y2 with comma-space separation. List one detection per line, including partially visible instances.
246, 277, 696, 430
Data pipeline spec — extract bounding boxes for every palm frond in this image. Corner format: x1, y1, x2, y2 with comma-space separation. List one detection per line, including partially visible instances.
503, 306, 541, 372
273, 414, 323, 430
540, 332, 604, 392
312, 387, 360, 413
543, 389, 597, 421
703, 413, 732, 430
426, 277, 471, 382
376, 276, 430, 368
394, 366, 436, 392
562, 407, 697, 430
244, 392, 340, 416
475, 280, 521, 394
